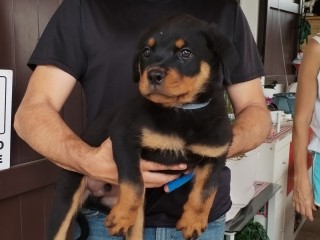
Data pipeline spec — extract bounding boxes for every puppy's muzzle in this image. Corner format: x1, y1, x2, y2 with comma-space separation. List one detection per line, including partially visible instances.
147, 69, 166, 86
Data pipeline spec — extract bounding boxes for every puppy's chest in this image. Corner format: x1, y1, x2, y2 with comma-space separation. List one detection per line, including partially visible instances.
140, 127, 229, 159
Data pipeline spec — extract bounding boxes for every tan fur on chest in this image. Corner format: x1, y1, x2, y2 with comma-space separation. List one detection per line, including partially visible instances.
140, 128, 229, 158
141, 128, 186, 156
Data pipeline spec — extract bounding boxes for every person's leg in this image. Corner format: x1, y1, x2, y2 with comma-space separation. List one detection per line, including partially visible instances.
198, 214, 226, 240
75, 209, 226, 240
144, 215, 226, 240
74, 208, 123, 240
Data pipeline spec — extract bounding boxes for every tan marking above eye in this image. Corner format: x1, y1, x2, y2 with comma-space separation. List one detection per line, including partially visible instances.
175, 38, 186, 49
147, 38, 156, 47
188, 143, 229, 158
141, 128, 186, 156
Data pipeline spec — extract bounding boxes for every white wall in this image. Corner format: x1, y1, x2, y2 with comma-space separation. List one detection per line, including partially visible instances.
240, 0, 260, 42
239, 0, 265, 86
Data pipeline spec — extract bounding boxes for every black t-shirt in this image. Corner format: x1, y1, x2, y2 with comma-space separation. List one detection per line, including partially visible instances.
28, 0, 264, 227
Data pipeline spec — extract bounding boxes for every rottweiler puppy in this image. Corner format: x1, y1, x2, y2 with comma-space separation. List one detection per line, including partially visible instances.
49, 14, 238, 240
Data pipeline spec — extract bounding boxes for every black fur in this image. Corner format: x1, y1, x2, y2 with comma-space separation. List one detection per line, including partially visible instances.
49, 14, 238, 240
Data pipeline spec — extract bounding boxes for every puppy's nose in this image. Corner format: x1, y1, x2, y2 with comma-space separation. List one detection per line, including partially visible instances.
147, 69, 165, 85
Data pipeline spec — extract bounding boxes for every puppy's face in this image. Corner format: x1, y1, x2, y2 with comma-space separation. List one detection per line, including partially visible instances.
133, 15, 238, 108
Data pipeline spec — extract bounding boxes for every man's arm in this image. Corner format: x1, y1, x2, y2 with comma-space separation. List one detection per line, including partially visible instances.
14, 65, 186, 187
226, 78, 271, 157
14, 65, 86, 171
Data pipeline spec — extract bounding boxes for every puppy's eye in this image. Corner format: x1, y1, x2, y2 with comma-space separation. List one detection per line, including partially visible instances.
142, 47, 151, 57
180, 48, 192, 59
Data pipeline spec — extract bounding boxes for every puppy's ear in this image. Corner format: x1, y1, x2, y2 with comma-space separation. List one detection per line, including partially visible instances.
133, 49, 141, 83
204, 24, 239, 84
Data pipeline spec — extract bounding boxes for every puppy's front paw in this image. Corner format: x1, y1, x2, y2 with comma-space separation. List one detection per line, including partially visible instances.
176, 211, 207, 240
105, 204, 136, 236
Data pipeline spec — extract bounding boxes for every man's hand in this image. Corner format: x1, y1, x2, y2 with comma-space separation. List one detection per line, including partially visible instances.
84, 137, 188, 198
82, 138, 187, 187
140, 159, 188, 188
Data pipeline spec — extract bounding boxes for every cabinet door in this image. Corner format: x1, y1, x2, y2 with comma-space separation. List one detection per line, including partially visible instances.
227, 149, 259, 205
273, 144, 290, 182
267, 174, 287, 240
283, 191, 295, 240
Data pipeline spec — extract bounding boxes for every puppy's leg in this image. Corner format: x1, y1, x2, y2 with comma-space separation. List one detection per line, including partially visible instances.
49, 170, 87, 240
105, 182, 145, 240
105, 134, 145, 240
128, 202, 144, 240
176, 156, 226, 240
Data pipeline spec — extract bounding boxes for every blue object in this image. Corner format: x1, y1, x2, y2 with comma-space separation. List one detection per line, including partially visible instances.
166, 173, 194, 192
313, 152, 320, 207
272, 92, 295, 115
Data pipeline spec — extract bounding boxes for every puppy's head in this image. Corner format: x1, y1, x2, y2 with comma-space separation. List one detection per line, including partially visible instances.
133, 14, 238, 108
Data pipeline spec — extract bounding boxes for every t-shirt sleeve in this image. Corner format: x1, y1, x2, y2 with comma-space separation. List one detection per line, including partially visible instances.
229, 5, 265, 84
28, 0, 86, 80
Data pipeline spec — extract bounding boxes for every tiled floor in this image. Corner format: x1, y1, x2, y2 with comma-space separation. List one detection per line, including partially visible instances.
295, 209, 320, 240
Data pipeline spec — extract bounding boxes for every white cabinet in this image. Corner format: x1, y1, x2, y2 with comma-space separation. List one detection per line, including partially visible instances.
226, 149, 259, 221
256, 132, 291, 183
225, 128, 293, 240
256, 131, 292, 240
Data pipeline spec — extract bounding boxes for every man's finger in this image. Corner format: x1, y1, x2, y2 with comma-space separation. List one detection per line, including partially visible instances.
141, 160, 187, 171
143, 172, 181, 188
